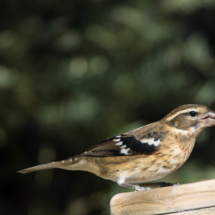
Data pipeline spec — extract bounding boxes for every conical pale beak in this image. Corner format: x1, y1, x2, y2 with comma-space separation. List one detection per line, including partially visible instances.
201, 110, 215, 127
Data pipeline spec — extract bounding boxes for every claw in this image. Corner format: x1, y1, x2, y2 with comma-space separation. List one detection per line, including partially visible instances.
135, 186, 151, 191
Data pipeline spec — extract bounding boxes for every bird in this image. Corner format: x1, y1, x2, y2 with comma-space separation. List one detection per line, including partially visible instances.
18, 104, 215, 191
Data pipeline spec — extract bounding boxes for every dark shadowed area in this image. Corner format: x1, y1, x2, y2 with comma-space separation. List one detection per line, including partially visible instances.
1, 0, 215, 215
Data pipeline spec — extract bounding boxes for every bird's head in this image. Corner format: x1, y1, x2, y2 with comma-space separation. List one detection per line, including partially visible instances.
163, 104, 215, 137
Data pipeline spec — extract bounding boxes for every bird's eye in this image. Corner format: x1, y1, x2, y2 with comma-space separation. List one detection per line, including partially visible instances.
189, 111, 198, 117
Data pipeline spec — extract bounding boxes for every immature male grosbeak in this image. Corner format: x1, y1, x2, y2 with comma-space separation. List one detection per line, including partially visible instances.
18, 104, 215, 191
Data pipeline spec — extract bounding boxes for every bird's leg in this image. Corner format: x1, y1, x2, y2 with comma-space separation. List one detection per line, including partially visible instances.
161, 182, 180, 187
137, 182, 180, 187
117, 177, 151, 191
120, 183, 151, 191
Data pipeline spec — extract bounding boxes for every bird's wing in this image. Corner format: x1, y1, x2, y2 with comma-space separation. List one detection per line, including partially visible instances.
83, 124, 165, 156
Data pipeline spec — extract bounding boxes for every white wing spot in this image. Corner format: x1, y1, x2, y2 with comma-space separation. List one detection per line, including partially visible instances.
62, 161, 65, 163
113, 138, 121, 142
140, 138, 160, 146
120, 148, 130, 155
120, 145, 126, 149
115, 141, 123, 146
75, 157, 78, 161
116, 135, 121, 138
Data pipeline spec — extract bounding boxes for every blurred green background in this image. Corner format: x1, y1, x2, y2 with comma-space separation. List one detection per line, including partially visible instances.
1, 0, 215, 214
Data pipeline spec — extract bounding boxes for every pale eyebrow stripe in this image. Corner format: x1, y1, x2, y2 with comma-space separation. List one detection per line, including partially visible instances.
165, 108, 199, 121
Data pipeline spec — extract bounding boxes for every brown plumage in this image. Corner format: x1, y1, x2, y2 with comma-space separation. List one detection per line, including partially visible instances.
18, 104, 215, 191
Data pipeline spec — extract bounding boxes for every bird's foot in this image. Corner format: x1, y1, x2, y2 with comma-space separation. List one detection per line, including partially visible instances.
134, 185, 151, 191
160, 182, 180, 187
173, 183, 180, 186
136, 182, 180, 188
117, 178, 151, 191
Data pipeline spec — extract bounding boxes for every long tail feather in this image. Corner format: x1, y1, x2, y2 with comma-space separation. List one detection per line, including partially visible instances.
17, 162, 59, 174
17, 155, 86, 174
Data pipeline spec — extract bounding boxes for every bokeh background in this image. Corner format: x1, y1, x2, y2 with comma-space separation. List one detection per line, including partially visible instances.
1, 0, 215, 214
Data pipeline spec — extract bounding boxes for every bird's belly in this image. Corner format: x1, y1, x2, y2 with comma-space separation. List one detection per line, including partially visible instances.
121, 165, 173, 184
96, 148, 190, 183
103, 165, 174, 184
95, 155, 181, 183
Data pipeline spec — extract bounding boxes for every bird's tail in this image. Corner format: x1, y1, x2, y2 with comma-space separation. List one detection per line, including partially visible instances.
17, 155, 85, 174
17, 162, 58, 174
